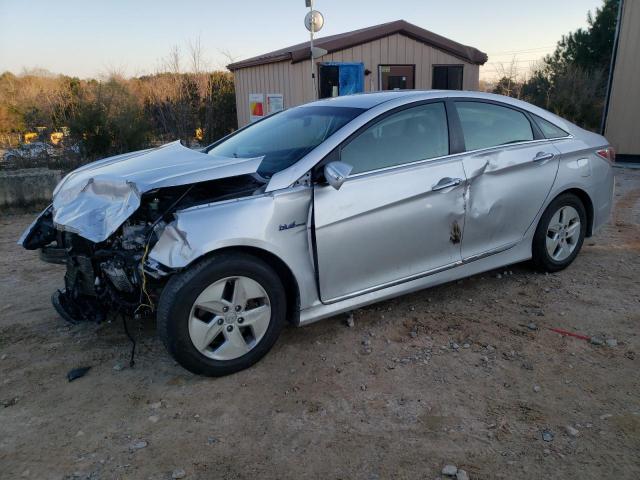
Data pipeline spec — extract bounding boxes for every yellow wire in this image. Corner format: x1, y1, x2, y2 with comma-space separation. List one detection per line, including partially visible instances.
134, 241, 154, 315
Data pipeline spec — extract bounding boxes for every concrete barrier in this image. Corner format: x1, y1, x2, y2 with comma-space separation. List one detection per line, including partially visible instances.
0, 168, 62, 209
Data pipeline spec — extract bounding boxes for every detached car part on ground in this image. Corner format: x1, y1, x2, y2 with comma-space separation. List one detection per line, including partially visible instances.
19, 91, 615, 376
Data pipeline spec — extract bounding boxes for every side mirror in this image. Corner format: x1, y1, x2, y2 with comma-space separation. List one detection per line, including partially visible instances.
324, 161, 353, 190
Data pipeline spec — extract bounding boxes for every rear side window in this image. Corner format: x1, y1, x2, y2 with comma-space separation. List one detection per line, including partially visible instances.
341, 102, 449, 174
455, 102, 534, 151
533, 114, 569, 139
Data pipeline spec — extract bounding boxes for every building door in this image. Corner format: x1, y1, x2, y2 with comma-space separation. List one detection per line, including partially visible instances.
379, 65, 415, 90
318, 63, 364, 98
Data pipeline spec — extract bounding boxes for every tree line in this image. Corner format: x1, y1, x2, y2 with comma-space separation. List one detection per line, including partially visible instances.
492, 0, 618, 132
0, 49, 236, 161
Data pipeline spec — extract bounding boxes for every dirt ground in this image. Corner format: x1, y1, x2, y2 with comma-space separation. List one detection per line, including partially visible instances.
1, 167, 639, 480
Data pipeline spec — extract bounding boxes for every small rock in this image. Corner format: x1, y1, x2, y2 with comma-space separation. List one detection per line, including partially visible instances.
521, 361, 534, 371
442, 464, 458, 476
542, 429, 554, 442
456, 470, 469, 480
172, 468, 186, 479
113, 363, 125, 371
533, 385, 541, 393
130, 439, 148, 450
462, 343, 470, 349
565, 425, 579, 437
346, 313, 355, 328
590, 336, 605, 346
207, 436, 218, 445
75, 430, 84, 437
150, 401, 162, 409
148, 415, 159, 423
362, 339, 371, 347
496, 273, 503, 279
600, 413, 612, 420
409, 331, 417, 339
360, 384, 367, 391
527, 322, 538, 331
543, 448, 551, 455
452, 343, 460, 350
0, 354, 7, 360
605, 338, 618, 347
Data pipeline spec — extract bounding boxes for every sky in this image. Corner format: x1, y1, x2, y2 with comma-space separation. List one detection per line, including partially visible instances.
0, 0, 603, 81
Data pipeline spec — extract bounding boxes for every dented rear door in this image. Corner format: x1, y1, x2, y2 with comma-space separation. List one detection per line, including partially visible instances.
458, 140, 560, 260
453, 100, 560, 261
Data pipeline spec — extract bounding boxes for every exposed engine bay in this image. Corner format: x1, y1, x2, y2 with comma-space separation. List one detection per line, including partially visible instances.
21, 175, 266, 323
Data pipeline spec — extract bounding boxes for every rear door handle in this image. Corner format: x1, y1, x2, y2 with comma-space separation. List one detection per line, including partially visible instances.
533, 151, 555, 162
432, 177, 463, 191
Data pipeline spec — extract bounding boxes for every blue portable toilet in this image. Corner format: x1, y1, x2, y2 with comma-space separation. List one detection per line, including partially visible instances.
318, 62, 365, 98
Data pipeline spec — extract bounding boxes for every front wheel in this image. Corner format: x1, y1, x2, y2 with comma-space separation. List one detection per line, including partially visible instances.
157, 253, 287, 376
532, 193, 587, 272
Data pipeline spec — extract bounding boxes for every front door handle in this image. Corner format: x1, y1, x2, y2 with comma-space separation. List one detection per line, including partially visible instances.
533, 151, 555, 162
432, 177, 463, 191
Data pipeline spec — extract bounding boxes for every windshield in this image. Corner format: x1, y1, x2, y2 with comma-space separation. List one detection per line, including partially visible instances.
207, 105, 365, 178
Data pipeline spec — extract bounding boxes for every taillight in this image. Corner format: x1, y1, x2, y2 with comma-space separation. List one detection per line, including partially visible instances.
596, 147, 616, 163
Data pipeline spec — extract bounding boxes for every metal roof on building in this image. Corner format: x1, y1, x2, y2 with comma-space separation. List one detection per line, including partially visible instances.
227, 20, 488, 71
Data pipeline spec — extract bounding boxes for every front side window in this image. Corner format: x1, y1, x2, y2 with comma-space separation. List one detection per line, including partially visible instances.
455, 101, 534, 151
207, 106, 364, 178
341, 102, 449, 175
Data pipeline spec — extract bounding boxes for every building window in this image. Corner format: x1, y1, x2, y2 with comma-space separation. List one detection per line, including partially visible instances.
432, 65, 463, 90
379, 65, 415, 90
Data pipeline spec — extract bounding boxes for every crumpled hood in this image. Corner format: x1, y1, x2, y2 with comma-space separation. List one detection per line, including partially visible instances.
51, 141, 263, 243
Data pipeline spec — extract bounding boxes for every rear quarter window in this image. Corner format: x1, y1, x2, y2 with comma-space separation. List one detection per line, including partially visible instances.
533, 114, 570, 139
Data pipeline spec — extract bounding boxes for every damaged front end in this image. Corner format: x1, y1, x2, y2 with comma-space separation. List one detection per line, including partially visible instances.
18, 141, 266, 324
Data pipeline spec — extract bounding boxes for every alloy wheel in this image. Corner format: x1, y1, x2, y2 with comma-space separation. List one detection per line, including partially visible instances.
545, 205, 581, 262
188, 276, 271, 361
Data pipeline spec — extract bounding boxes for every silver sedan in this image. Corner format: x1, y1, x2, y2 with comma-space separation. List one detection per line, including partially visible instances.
20, 91, 615, 376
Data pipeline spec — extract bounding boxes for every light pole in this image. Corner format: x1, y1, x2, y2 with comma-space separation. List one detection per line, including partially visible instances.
304, 1, 324, 100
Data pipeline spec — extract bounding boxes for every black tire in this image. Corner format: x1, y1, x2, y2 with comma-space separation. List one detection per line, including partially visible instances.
532, 193, 587, 273
157, 253, 287, 376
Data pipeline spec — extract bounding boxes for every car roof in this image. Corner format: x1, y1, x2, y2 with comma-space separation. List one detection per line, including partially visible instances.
305, 90, 581, 133
306, 90, 545, 109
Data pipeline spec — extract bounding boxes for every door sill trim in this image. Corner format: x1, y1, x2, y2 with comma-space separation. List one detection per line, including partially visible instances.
320, 241, 520, 305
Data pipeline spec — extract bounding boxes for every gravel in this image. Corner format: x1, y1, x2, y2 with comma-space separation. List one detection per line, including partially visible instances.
542, 430, 554, 442
129, 440, 148, 451
566, 425, 580, 437
172, 468, 186, 479
442, 464, 458, 476
456, 470, 470, 480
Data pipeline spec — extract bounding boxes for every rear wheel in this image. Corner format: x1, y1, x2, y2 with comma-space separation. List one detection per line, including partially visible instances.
532, 193, 587, 272
157, 253, 286, 376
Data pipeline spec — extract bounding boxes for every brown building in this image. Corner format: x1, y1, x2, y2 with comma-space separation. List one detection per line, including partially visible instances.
228, 20, 487, 127
603, 0, 640, 159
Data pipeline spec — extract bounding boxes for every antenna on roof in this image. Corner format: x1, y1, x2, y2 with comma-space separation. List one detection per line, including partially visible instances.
304, 0, 324, 100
